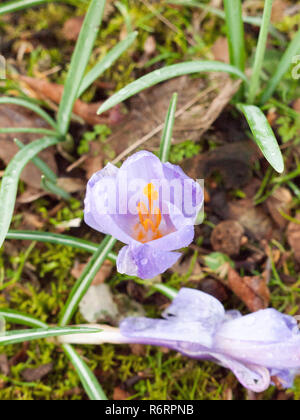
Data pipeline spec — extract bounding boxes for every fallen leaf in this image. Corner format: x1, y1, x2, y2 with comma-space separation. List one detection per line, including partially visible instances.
211, 221, 245, 256
183, 141, 255, 189
19, 76, 122, 126
199, 278, 228, 302
287, 214, 300, 262
56, 177, 85, 193
113, 387, 130, 400
271, 0, 289, 22
227, 267, 270, 312
107, 74, 241, 159
227, 199, 274, 241
62, 16, 84, 41
266, 187, 293, 229
211, 37, 230, 63
21, 363, 53, 382
0, 354, 10, 376
129, 343, 146, 356
71, 259, 113, 286
79, 283, 119, 323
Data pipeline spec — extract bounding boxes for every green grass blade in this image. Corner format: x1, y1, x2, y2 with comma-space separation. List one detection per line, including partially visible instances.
159, 93, 178, 163
248, 0, 274, 104
0, 326, 101, 346
59, 235, 117, 326
62, 344, 108, 400
0, 128, 56, 136
97, 61, 248, 114
78, 31, 137, 97
167, 0, 284, 41
260, 28, 300, 104
0, 0, 50, 15
224, 0, 245, 73
41, 176, 72, 201
0, 97, 58, 130
57, 0, 106, 136
237, 104, 284, 173
0, 136, 60, 249
14, 138, 57, 183
0, 309, 48, 328
6, 230, 118, 262
151, 284, 178, 300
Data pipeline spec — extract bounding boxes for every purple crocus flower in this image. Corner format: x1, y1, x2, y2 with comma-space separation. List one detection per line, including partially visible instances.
120, 288, 300, 392
84, 151, 203, 279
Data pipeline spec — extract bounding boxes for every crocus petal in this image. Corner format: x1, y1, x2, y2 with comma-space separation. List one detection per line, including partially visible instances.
120, 317, 215, 348
215, 355, 271, 393
270, 369, 300, 389
162, 288, 225, 329
215, 309, 300, 370
118, 150, 164, 182
117, 243, 181, 280
147, 224, 195, 252
162, 162, 203, 223
84, 163, 133, 244
218, 309, 298, 343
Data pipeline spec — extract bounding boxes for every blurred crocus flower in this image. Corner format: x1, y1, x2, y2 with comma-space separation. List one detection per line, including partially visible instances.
84, 151, 203, 279
120, 288, 300, 392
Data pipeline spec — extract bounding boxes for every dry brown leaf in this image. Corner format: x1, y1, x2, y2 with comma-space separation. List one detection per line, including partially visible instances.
271, 0, 289, 22
287, 214, 300, 262
0, 104, 57, 189
19, 76, 122, 126
21, 363, 53, 382
82, 141, 103, 180
211, 37, 230, 63
227, 267, 270, 312
227, 199, 274, 241
266, 187, 293, 229
17, 187, 47, 204
113, 387, 130, 401
57, 177, 85, 193
107, 74, 241, 158
0, 355, 10, 376
62, 16, 84, 41
71, 259, 113, 285
211, 221, 245, 256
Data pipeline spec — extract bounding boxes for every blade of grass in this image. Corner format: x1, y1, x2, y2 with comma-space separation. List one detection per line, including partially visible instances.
115, 1, 133, 33
62, 343, 108, 400
0, 326, 101, 346
151, 284, 178, 300
0, 136, 60, 248
0, 97, 58, 130
0, 309, 48, 328
97, 61, 248, 114
260, 28, 300, 104
0, 128, 57, 136
78, 31, 137, 97
167, 0, 284, 41
224, 0, 245, 73
247, 0, 274, 104
59, 235, 117, 326
57, 0, 106, 136
159, 93, 178, 163
0, 0, 50, 15
237, 104, 284, 173
41, 175, 72, 201
14, 138, 57, 183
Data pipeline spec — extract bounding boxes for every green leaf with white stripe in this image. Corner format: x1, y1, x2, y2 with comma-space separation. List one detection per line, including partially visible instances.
0, 326, 101, 346
63, 344, 108, 400
237, 104, 284, 173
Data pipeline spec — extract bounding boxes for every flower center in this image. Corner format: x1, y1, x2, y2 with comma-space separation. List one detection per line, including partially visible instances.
134, 183, 162, 243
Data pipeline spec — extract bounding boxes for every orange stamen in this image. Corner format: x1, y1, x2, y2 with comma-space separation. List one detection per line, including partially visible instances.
135, 183, 162, 243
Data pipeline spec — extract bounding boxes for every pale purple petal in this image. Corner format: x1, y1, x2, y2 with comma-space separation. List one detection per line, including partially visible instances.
162, 288, 225, 328
117, 243, 181, 280
120, 317, 215, 348
147, 224, 194, 251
